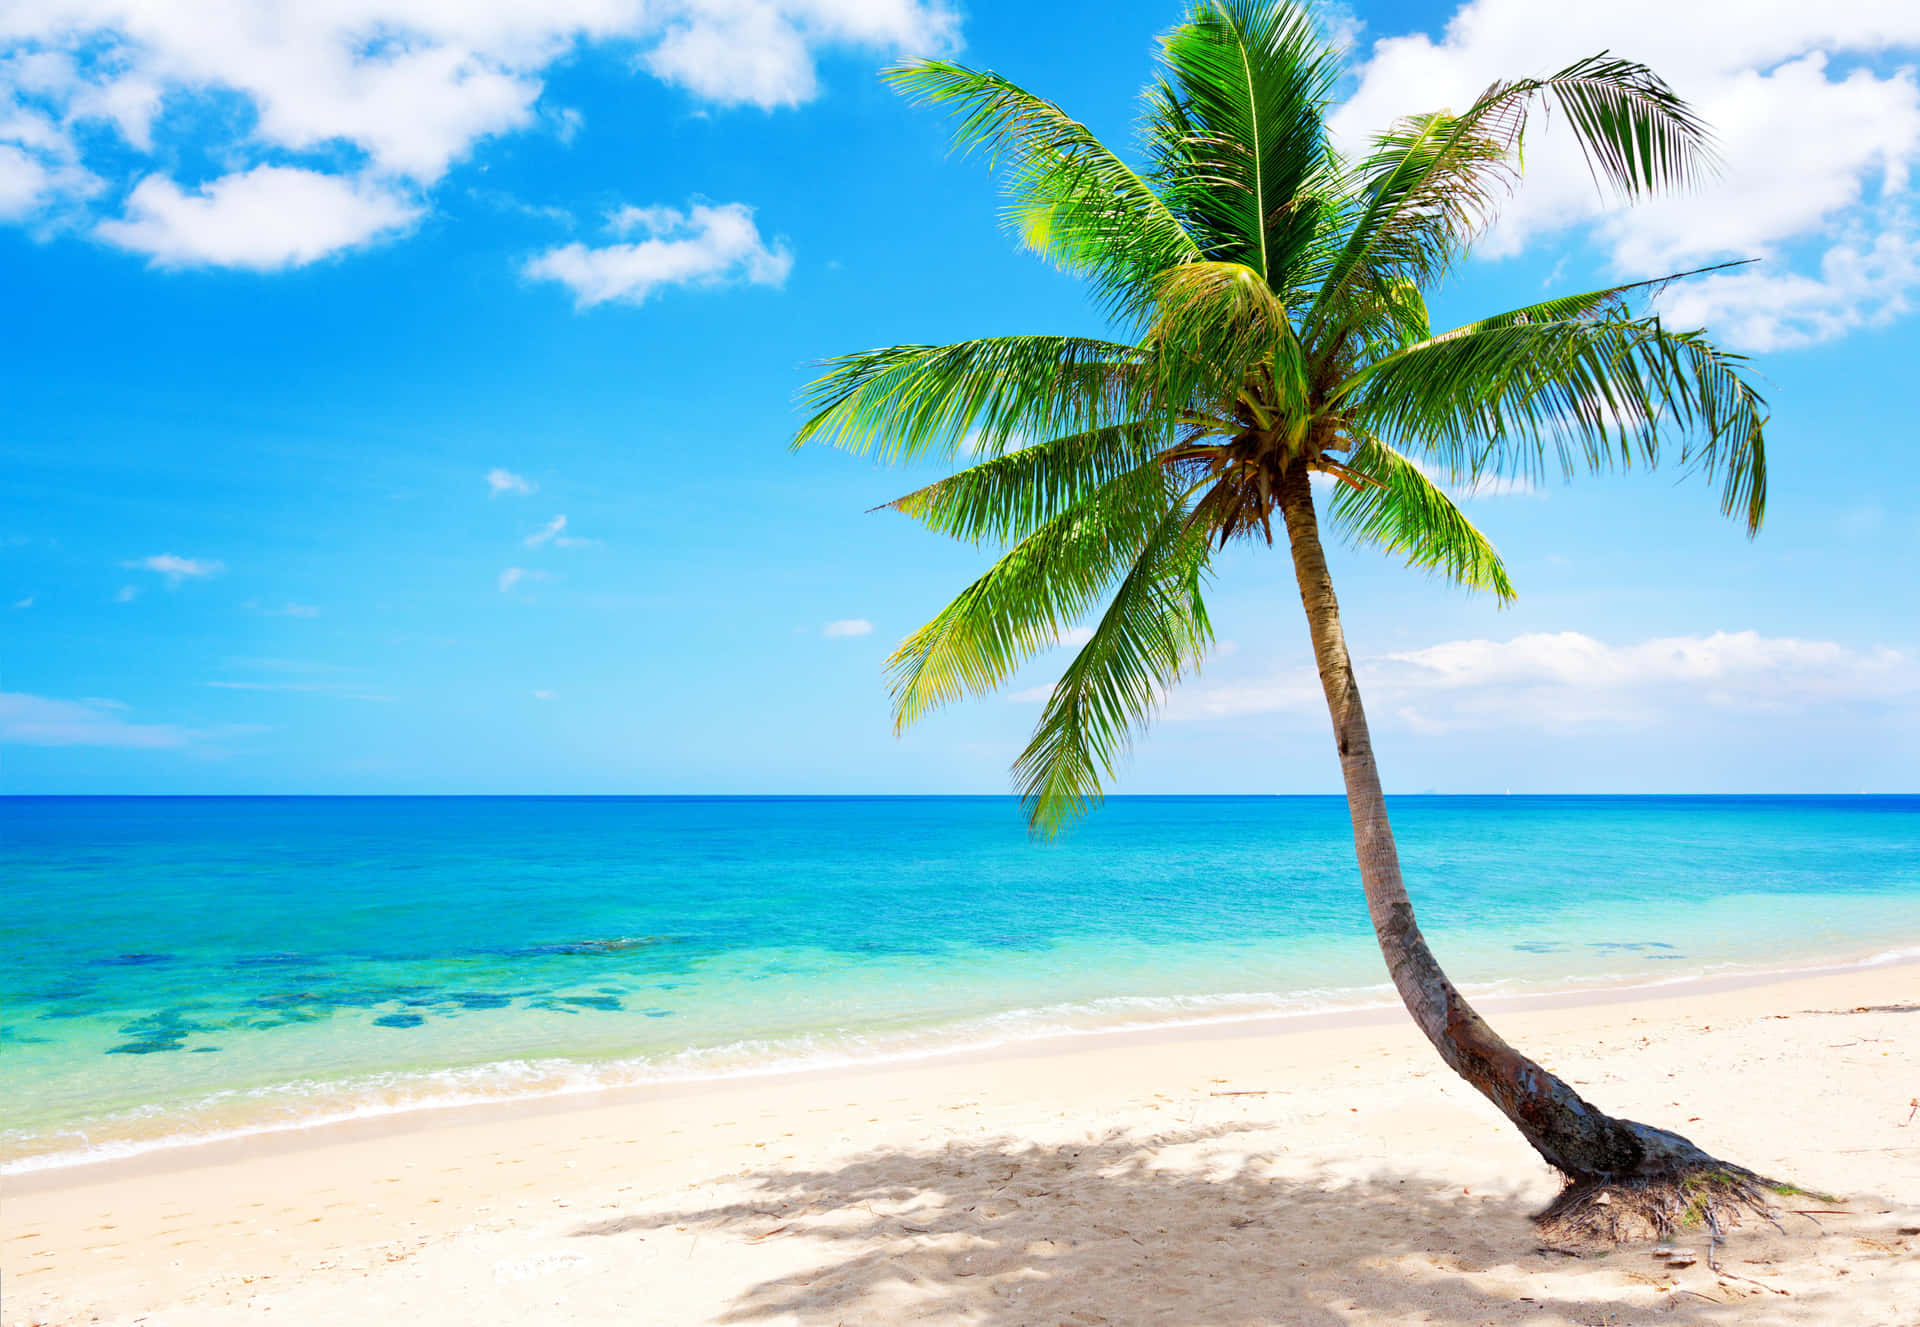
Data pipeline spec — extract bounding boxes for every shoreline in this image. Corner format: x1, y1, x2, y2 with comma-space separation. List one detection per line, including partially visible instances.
7, 956, 1917, 1326
11, 940, 1917, 1193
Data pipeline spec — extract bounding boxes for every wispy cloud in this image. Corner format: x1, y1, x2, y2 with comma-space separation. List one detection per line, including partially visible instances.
114, 585, 137, 603
11, 596, 31, 609
206, 681, 394, 702
532, 689, 555, 701
1408, 458, 1537, 501
823, 618, 873, 638
1155, 630, 1918, 732
1, 693, 189, 748
245, 600, 321, 618
487, 468, 535, 498
523, 514, 595, 548
123, 553, 223, 584
499, 567, 551, 594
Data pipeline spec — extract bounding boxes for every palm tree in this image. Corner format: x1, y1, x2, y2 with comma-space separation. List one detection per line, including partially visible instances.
795, 0, 1777, 1243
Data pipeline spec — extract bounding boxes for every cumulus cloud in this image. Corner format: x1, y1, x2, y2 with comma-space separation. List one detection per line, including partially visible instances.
123, 553, 222, 583
2, 0, 958, 264
1158, 630, 1917, 732
487, 467, 535, 497
822, 618, 873, 637
0, 692, 190, 747
525, 201, 792, 307
1334, 1, 1920, 350
0, 141, 95, 218
96, 167, 420, 270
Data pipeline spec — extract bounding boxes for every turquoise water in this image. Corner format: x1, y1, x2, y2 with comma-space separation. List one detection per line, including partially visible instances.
4, 795, 1917, 1170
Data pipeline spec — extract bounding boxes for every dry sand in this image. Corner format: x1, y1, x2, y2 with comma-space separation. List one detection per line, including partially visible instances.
5, 961, 1918, 1326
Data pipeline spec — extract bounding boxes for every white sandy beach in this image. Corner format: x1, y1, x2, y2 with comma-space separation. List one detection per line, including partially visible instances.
5, 961, 1918, 1326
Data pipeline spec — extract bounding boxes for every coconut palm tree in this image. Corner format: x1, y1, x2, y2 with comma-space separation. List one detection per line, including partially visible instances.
794, 0, 1776, 1242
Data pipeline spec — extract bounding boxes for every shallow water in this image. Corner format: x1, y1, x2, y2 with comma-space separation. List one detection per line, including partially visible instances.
4, 794, 1916, 1170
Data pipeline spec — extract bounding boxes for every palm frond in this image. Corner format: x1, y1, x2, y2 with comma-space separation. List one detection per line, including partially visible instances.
1310, 53, 1714, 334
1337, 311, 1768, 532
794, 336, 1144, 464
1146, 260, 1308, 416
885, 421, 1174, 545
1322, 434, 1516, 600
887, 462, 1180, 732
1145, 0, 1343, 302
888, 60, 1203, 322
1013, 505, 1214, 836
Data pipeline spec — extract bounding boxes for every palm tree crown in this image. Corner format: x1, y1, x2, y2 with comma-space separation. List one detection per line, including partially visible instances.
795, 0, 1767, 836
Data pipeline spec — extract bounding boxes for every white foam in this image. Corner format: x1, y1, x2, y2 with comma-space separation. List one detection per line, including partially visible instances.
8, 941, 1917, 1176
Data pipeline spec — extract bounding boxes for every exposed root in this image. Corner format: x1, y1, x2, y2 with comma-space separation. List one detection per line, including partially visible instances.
1533, 1162, 1782, 1248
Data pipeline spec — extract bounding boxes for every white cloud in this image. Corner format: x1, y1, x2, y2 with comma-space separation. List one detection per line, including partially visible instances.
3, 0, 957, 264
1160, 630, 1917, 733
525, 201, 791, 307
0, 692, 189, 747
259, 601, 321, 618
114, 584, 137, 602
123, 552, 223, 583
822, 617, 873, 637
12, 595, 30, 608
487, 467, 535, 497
95, 166, 420, 270
499, 566, 551, 592
0, 141, 94, 218
532, 688, 555, 700
1335, 1, 1920, 349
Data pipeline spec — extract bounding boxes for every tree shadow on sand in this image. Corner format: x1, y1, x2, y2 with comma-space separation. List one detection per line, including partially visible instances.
572, 1124, 1868, 1325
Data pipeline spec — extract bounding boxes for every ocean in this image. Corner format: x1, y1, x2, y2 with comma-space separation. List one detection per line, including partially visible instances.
4, 794, 1916, 1172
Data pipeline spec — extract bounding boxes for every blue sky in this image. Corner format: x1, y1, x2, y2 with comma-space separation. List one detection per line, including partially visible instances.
3, 0, 1916, 795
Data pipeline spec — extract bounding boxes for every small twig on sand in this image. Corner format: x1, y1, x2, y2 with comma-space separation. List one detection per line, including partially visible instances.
1704, 1210, 1789, 1295
1899, 1098, 1918, 1128
1209, 1091, 1270, 1097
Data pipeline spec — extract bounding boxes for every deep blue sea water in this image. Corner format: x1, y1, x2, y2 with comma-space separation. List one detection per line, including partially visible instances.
4, 795, 1917, 1170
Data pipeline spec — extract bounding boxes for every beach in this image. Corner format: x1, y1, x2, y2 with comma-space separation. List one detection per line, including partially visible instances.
7, 959, 1917, 1326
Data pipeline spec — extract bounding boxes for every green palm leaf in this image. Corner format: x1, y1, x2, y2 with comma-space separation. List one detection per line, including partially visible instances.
1147, 0, 1343, 300
1013, 505, 1214, 836
795, 336, 1144, 464
887, 462, 1181, 732
1338, 312, 1767, 532
1322, 435, 1516, 601
1311, 54, 1714, 336
887, 61, 1203, 322
884, 422, 1175, 545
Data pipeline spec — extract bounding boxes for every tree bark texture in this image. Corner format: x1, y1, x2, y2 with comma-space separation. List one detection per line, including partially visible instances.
1272, 465, 1768, 1236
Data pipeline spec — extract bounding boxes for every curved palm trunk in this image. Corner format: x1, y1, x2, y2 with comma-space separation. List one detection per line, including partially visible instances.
1274, 466, 1772, 1241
